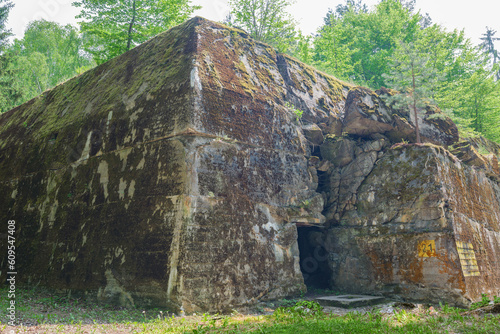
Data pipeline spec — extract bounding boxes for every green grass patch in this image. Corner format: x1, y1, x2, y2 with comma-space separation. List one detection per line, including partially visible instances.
1, 286, 499, 333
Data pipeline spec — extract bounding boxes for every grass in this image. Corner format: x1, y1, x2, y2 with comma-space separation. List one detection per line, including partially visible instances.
1, 286, 499, 333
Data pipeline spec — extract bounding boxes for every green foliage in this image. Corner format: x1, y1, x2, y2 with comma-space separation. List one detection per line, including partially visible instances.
0, 20, 94, 112
310, 0, 500, 142
0, 51, 20, 111
0, 0, 12, 51
439, 302, 462, 315
72, 0, 200, 64
289, 31, 313, 64
312, 16, 356, 81
285, 101, 303, 120
275, 300, 324, 317
314, 0, 421, 87
433, 40, 500, 141
228, 0, 297, 52
0, 0, 15, 109
470, 294, 492, 310
17, 20, 93, 88
382, 41, 441, 143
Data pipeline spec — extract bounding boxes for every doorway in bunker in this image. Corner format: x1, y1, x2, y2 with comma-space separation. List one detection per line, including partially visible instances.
296, 226, 332, 290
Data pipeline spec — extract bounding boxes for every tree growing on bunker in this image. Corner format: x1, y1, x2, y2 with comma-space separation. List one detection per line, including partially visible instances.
382, 42, 441, 144
72, 0, 200, 64
227, 0, 297, 52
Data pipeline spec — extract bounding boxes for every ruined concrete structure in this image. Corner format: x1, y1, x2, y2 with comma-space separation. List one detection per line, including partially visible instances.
0, 17, 499, 311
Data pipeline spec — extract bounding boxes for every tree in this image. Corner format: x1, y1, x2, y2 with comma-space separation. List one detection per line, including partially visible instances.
72, 0, 200, 64
289, 32, 313, 64
0, 52, 21, 112
313, 19, 356, 81
479, 27, 500, 80
436, 43, 500, 140
314, 0, 421, 87
382, 42, 441, 143
0, 0, 16, 112
323, 0, 367, 25
0, 0, 13, 51
228, 0, 297, 52
0, 20, 94, 112
19, 20, 94, 88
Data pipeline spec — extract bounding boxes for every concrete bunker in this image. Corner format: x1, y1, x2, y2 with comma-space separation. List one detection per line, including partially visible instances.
0, 17, 499, 312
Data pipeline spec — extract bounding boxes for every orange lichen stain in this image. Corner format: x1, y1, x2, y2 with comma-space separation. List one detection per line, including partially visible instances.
418, 240, 436, 257
398, 258, 424, 284
358, 240, 395, 283
447, 166, 500, 233
366, 251, 394, 282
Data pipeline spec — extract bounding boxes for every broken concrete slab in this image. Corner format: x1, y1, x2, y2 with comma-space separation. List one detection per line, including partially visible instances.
315, 295, 386, 308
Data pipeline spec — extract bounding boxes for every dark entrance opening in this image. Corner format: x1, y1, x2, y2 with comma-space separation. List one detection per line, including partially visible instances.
296, 226, 332, 289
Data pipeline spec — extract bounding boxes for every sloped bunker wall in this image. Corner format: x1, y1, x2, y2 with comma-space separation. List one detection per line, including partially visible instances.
0, 17, 341, 312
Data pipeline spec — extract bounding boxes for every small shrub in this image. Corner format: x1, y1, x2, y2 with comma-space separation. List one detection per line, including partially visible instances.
276, 299, 298, 308
275, 300, 323, 317
285, 102, 304, 120
471, 294, 491, 310
439, 302, 461, 315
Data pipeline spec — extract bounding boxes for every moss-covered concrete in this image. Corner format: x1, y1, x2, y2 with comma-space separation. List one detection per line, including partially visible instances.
0, 16, 498, 312
0, 17, 334, 312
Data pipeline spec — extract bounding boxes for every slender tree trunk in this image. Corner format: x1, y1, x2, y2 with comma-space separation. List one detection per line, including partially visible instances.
251, 0, 259, 39
126, 0, 137, 51
411, 62, 421, 143
474, 95, 479, 132
32, 69, 43, 94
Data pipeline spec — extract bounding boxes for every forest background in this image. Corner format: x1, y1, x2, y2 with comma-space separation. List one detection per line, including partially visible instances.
1, 0, 499, 142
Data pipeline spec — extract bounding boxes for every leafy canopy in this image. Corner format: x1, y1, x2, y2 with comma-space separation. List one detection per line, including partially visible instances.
0, 20, 94, 112
227, 0, 297, 52
72, 0, 201, 64
0, 0, 13, 51
314, 0, 421, 87
307, 0, 500, 142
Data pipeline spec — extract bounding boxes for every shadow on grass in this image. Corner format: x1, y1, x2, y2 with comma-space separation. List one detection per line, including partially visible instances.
1, 286, 499, 334
0, 285, 172, 326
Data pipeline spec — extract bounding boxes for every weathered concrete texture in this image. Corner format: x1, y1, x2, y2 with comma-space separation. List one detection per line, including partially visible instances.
0, 16, 498, 312
323, 145, 500, 306
343, 87, 459, 146
450, 138, 500, 182
0, 17, 346, 312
